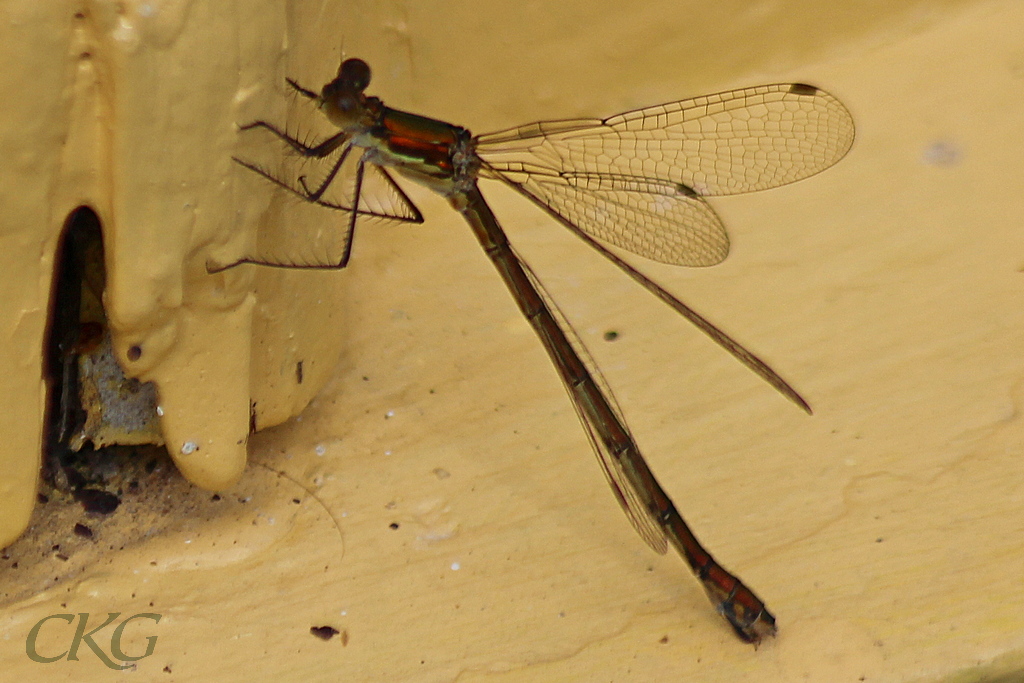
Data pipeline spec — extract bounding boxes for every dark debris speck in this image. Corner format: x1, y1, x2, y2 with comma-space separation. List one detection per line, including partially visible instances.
310, 625, 339, 641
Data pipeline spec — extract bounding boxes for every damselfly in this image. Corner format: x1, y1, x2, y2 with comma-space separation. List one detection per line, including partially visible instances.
221, 58, 854, 643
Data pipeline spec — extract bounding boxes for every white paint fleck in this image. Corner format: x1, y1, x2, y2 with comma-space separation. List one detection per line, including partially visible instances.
315, 444, 326, 456
450, 562, 460, 571
156, 405, 164, 416
180, 441, 198, 455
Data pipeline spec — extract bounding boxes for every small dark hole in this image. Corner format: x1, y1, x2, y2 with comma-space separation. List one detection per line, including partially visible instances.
127, 345, 142, 361
73, 488, 120, 514
603, 330, 619, 341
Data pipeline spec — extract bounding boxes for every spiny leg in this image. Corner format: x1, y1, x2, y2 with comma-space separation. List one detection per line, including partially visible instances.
331, 153, 367, 268
238, 120, 348, 159
295, 143, 355, 204
285, 77, 319, 100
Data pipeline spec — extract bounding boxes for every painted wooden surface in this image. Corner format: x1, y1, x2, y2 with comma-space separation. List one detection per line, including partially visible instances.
3, 0, 1024, 680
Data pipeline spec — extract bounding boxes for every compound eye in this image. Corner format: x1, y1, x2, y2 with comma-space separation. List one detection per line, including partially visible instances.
337, 58, 371, 91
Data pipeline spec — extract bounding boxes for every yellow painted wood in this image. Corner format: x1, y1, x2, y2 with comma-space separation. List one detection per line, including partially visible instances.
3, 0, 1024, 681
0, 2, 72, 555
0, 0, 354, 543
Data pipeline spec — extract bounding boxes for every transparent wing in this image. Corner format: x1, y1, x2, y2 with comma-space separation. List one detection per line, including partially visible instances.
227, 123, 422, 269
515, 249, 668, 554
476, 83, 854, 265
489, 168, 730, 266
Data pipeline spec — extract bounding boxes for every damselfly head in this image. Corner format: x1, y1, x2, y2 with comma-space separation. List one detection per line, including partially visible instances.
336, 58, 371, 91
320, 58, 373, 130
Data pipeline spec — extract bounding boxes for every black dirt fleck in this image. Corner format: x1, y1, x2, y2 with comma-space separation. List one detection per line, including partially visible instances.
310, 625, 339, 641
